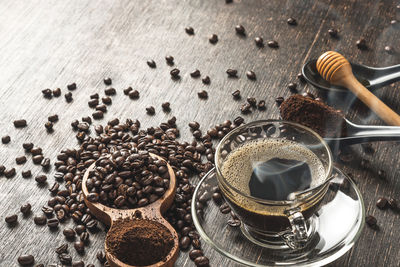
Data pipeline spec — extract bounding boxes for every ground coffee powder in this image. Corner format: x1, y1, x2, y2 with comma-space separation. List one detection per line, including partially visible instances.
280, 94, 347, 137
106, 218, 174, 266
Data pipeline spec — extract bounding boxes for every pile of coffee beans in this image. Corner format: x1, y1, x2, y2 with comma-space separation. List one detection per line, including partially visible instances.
86, 149, 170, 209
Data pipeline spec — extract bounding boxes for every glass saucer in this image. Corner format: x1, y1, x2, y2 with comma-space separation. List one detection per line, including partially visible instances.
191, 167, 365, 267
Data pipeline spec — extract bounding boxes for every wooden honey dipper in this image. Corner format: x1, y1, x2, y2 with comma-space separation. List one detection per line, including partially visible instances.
82, 153, 179, 267
316, 51, 400, 126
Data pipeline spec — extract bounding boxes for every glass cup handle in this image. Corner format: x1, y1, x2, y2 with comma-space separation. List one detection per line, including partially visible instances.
279, 210, 309, 249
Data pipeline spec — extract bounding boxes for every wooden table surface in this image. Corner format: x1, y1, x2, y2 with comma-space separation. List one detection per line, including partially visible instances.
0, 0, 399, 266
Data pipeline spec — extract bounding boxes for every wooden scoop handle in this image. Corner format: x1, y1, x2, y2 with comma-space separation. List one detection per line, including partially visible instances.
317, 51, 400, 126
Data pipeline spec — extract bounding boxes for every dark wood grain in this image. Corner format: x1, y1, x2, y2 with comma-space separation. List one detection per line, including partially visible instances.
0, 0, 399, 266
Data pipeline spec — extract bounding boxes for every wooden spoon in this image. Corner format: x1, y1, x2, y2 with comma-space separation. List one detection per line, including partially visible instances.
316, 51, 400, 126
82, 153, 179, 267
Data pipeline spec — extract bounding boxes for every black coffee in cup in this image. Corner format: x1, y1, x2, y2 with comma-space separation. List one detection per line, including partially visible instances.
220, 138, 326, 232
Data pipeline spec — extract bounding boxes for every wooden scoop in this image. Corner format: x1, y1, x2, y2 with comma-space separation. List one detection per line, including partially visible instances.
316, 51, 400, 126
82, 153, 179, 267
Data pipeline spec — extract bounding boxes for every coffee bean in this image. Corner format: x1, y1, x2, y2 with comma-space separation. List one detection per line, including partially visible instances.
34, 215, 47, 225
165, 55, 174, 65
35, 174, 47, 184
194, 256, 209, 266
267, 40, 279, 48
247, 97, 256, 106
16, 156, 27, 164
18, 255, 34, 266
234, 116, 244, 126
23, 143, 34, 151
44, 121, 54, 132
235, 24, 245, 35
88, 99, 99, 108
2, 135, 10, 144
47, 218, 59, 228
297, 73, 306, 83
356, 38, 367, 50
104, 88, 116, 96
209, 34, 218, 44
385, 46, 393, 53
0, 165, 4, 175
246, 70, 256, 80
92, 111, 104, 120
190, 69, 201, 78
232, 90, 240, 99
41, 158, 50, 168
161, 102, 170, 111
123, 87, 133, 95
49, 182, 59, 194
59, 253, 72, 265
104, 77, 112, 85
219, 203, 231, 214
170, 68, 180, 79
75, 225, 86, 235
365, 215, 377, 228
254, 37, 264, 47
240, 103, 251, 114
5, 214, 18, 224
288, 82, 297, 93
189, 249, 203, 260
179, 236, 191, 250
55, 244, 68, 255
376, 197, 388, 209
67, 83, 77, 90
226, 69, 237, 77
275, 96, 284, 105
147, 60, 156, 68
287, 17, 297, 25
62, 228, 76, 239
22, 170, 32, 178
128, 90, 140, 99
189, 121, 200, 130
202, 76, 210, 84
14, 119, 27, 128
20, 203, 31, 215
53, 88, 61, 97
72, 261, 85, 267
4, 168, 16, 178
258, 100, 266, 110
146, 106, 155, 115
227, 219, 241, 227
35, 264, 44, 267
74, 241, 85, 253
80, 232, 90, 243
65, 92, 73, 102
388, 198, 398, 210
198, 90, 208, 99
328, 28, 338, 38
96, 250, 106, 263
185, 26, 194, 35
42, 88, 52, 98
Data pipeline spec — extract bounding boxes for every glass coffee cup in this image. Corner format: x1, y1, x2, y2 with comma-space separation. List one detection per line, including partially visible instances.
215, 120, 333, 249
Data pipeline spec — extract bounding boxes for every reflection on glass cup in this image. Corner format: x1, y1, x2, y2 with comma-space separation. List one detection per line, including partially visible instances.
215, 120, 333, 249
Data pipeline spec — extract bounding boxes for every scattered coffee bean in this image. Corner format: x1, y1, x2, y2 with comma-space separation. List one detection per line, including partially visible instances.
189, 249, 203, 260
246, 70, 256, 80
388, 198, 398, 210
232, 90, 240, 99
170, 68, 180, 79
194, 256, 209, 266
72, 261, 85, 267
275, 96, 284, 106
96, 250, 106, 263
287, 17, 297, 25
32, 155, 44, 164
267, 40, 279, 48
226, 69, 237, 77
5, 214, 18, 224
235, 24, 245, 35
23, 143, 34, 151
52, 88, 61, 97
14, 119, 27, 128
189, 121, 200, 130
365, 215, 377, 228
42, 88, 52, 98
198, 90, 208, 99
92, 111, 104, 119
48, 114, 59, 122
376, 197, 388, 209
297, 73, 306, 83
165, 55, 174, 65
247, 97, 257, 106
258, 100, 266, 110
240, 103, 252, 114
2, 135, 10, 144
146, 106, 155, 115
234, 116, 244, 126
385, 46, 393, 53
33, 215, 47, 225
45, 121, 54, 132
65, 92, 73, 103
161, 102, 170, 111
47, 218, 59, 228
17, 255, 34, 266
288, 82, 297, 93
328, 28, 338, 38
190, 69, 201, 78
67, 83, 77, 90
74, 241, 85, 253
185, 26, 194, 35
22, 170, 32, 178
179, 236, 191, 250
4, 168, 16, 178
202, 76, 210, 84
0, 165, 4, 175
55, 244, 68, 254
20, 203, 31, 215
35, 174, 47, 184
59, 253, 72, 265
123, 87, 133, 95
254, 37, 264, 47
104, 88, 116, 96
103, 77, 112, 85
147, 60, 156, 68
80, 232, 90, 243
209, 34, 218, 44
129, 90, 140, 99
63, 228, 76, 239
356, 38, 367, 50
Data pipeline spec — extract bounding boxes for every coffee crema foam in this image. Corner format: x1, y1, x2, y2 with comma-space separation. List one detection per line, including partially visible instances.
221, 138, 326, 201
